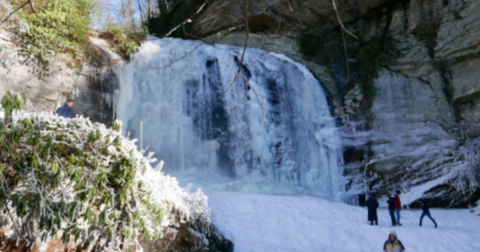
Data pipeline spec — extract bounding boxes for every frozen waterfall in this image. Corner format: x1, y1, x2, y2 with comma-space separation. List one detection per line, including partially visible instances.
114, 38, 345, 200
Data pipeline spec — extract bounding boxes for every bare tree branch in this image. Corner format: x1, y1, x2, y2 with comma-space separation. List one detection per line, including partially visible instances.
162, 0, 209, 38
0, 0, 30, 27
28, 0, 45, 23
341, 29, 350, 80
6, 204, 32, 246
275, 13, 284, 35
240, 72, 269, 132
286, 0, 294, 12
164, 18, 193, 37
148, 41, 204, 70
332, 0, 358, 39
135, 0, 146, 26
182, 23, 203, 40
220, 0, 250, 96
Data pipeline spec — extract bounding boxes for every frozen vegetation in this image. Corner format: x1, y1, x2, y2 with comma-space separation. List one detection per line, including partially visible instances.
0, 112, 213, 250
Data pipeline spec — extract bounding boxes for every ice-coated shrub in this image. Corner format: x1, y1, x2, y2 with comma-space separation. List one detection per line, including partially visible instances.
0, 113, 210, 250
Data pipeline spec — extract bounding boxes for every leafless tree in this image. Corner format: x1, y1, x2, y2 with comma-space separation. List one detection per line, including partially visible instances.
120, 0, 136, 32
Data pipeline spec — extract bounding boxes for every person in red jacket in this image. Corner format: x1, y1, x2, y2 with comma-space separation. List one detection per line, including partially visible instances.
394, 191, 402, 226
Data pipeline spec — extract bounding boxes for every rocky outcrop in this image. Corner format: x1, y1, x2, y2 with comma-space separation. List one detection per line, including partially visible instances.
193, 0, 389, 37
343, 0, 480, 207
365, 70, 478, 207
0, 30, 117, 125
180, 0, 480, 207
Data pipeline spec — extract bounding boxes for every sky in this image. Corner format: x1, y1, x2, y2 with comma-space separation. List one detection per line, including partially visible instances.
93, 0, 144, 29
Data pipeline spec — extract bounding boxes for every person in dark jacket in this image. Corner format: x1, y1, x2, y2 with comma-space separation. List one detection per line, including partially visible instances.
394, 191, 402, 226
387, 193, 397, 227
366, 193, 379, 225
56, 99, 74, 118
383, 231, 405, 252
419, 199, 438, 228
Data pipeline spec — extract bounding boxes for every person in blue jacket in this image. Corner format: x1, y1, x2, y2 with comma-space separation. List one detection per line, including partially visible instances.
419, 198, 438, 228
56, 99, 74, 118
387, 193, 397, 227
366, 193, 379, 225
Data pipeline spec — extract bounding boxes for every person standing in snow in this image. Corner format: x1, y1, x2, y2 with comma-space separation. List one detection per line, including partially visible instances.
387, 193, 397, 227
394, 191, 402, 226
419, 199, 438, 228
56, 99, 74, 118
383, 231, 405, 252
366, 193, 379, 225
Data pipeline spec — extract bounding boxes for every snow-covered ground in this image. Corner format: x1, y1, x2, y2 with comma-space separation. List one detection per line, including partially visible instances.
173, 172, 480, 252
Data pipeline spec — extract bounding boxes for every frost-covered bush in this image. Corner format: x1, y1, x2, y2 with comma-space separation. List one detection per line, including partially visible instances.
448, 139, 480, 193
1, 90, 26, 119
0, 113, 210, 250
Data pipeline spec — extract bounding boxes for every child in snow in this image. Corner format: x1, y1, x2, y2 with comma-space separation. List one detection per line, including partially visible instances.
387, 193, 397, 227
383, 231, 405, 252
366, 193, 379, 225
419, 199, 438, 228
394, 191, 402, 226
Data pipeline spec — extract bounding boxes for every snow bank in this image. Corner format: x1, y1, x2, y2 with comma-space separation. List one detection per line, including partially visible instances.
168, 171, 480, 252
207, 191, 480, 252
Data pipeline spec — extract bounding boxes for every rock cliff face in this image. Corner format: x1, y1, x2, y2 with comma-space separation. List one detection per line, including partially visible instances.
345, 0, 480, 207
192, 0, 388, 36
0, 30, 117, 125
182, 0, 480, 207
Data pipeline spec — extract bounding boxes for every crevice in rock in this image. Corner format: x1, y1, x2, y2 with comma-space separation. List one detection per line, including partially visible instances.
401, 0, 410, 32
